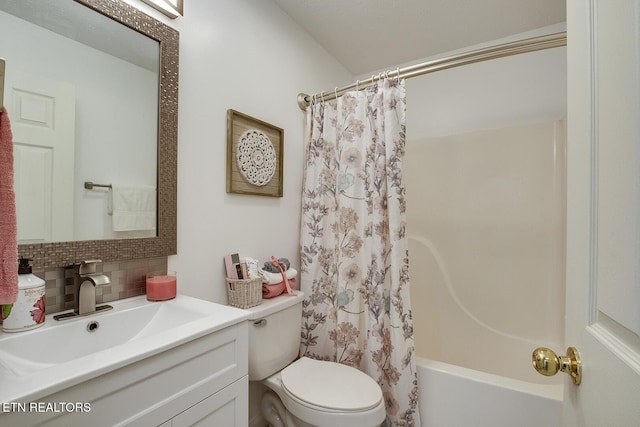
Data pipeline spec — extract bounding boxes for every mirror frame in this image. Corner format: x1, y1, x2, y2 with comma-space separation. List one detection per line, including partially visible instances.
19, 0, 178, 269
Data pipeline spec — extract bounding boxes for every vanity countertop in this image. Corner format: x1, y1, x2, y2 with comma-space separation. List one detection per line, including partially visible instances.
0, 295, 250, 403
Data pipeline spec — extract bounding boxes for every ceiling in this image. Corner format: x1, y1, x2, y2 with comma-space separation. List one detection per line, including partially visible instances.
271, 0, 566, 75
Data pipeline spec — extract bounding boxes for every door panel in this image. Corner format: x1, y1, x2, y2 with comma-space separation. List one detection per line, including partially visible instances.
564, 0, 640, 424
594, 0, 640, 336
7, 72, 75, 243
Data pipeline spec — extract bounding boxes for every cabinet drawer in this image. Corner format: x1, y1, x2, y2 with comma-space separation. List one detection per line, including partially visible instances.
2, 322, 248, 427
169, 376, 248, 427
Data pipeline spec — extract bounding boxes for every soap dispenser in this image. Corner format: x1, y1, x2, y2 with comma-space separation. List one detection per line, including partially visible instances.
1, 258, 46, 332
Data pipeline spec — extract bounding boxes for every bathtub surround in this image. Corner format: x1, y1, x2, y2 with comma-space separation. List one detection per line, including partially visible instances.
0, 107, 18, 304
300, 79, 420, 426
407, 121, 566, 385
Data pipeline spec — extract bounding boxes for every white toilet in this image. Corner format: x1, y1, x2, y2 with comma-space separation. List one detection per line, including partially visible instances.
246, 291, 386, 427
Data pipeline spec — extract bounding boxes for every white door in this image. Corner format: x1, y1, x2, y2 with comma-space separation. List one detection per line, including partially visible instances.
6, 72, 75, 243
563, 0, 640, 424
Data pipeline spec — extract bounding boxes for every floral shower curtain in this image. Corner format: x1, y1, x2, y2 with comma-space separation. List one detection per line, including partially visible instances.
299, 78, 420, 426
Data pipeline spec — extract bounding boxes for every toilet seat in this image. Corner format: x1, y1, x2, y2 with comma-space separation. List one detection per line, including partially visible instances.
281, 357, 383, 411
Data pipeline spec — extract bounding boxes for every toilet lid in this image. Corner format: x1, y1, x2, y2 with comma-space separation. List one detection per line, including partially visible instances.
281, 357, 383, 411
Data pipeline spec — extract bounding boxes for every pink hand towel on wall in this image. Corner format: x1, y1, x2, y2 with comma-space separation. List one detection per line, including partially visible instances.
0, 107, 18, 304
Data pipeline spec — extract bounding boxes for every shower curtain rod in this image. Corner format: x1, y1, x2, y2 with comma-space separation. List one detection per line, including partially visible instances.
297, 31, 566, 110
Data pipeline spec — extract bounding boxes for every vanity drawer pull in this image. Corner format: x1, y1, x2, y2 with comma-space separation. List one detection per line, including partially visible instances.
253, 319, 267, 327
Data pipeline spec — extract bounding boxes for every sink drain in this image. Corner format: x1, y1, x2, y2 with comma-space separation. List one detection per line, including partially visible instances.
87, 320, 100, 332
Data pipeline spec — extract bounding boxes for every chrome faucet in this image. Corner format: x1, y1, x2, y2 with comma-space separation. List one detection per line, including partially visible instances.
54, 259, 113, 321
75, 260, 111, 315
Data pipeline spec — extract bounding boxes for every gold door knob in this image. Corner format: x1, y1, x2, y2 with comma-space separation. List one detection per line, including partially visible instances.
532, 346, 582, 385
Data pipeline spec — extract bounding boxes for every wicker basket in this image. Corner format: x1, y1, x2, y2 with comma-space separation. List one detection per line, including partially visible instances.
226, 277, 262, 309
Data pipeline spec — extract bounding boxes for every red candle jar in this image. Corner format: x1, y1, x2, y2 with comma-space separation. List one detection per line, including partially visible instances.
146, 270, 177, 301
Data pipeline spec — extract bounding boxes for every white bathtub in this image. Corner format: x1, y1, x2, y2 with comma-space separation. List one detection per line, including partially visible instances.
417, 357, 562, 427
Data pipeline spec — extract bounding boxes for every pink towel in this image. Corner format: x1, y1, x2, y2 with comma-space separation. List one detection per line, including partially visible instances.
0, 107, 18, 304
262, 278, 297, 299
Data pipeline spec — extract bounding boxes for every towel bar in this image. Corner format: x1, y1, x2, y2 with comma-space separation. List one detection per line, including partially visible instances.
84, 181, 112, 190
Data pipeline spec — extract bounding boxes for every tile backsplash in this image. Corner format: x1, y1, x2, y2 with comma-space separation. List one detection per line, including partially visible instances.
35, 256, 167, 314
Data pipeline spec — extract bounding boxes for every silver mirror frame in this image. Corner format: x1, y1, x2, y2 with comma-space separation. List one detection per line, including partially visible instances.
19, 0, 178, 268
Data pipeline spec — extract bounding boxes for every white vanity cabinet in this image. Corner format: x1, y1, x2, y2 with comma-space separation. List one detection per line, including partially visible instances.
2, 321, 249, 427
159, 376, 247, 426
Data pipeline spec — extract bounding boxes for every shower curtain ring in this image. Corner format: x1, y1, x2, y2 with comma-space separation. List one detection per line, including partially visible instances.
320, 91, 325, 103
356, 80, 360, 91
396, 67, 400, 80
334, 87, 338, 100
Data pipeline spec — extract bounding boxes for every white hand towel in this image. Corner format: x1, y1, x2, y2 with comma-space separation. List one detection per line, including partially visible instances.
259, 268, 298, 285
109, 185, 156, 232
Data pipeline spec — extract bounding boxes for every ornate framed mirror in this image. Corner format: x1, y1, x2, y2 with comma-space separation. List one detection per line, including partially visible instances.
11, 0, 179, 268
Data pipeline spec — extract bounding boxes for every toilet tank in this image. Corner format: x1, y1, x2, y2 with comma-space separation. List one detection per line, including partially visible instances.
244, 291, 305, 381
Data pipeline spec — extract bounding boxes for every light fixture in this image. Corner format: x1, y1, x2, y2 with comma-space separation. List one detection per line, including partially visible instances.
140, 0, 183, 18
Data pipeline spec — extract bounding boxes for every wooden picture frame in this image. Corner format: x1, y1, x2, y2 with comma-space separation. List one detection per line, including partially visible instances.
226, 109, 284, 197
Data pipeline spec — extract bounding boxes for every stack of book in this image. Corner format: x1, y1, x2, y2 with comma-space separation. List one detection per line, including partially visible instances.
223, 253, 258, 280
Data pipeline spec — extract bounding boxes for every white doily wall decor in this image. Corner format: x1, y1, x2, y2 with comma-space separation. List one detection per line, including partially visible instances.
236, 129, 277, 186
227, 110, 283, 197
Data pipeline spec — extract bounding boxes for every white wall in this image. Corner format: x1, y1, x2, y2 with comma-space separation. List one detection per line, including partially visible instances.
121, 0, 352, 303
131, 2, 567, 307
352, 23, 567, 139
406, 48, 567, 139
403, 24, 567, 139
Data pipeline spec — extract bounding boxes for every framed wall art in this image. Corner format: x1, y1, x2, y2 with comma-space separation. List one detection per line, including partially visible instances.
226, 109, 284, 197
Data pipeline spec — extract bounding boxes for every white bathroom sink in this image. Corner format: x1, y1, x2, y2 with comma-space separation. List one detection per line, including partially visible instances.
0, 295, 249, 402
